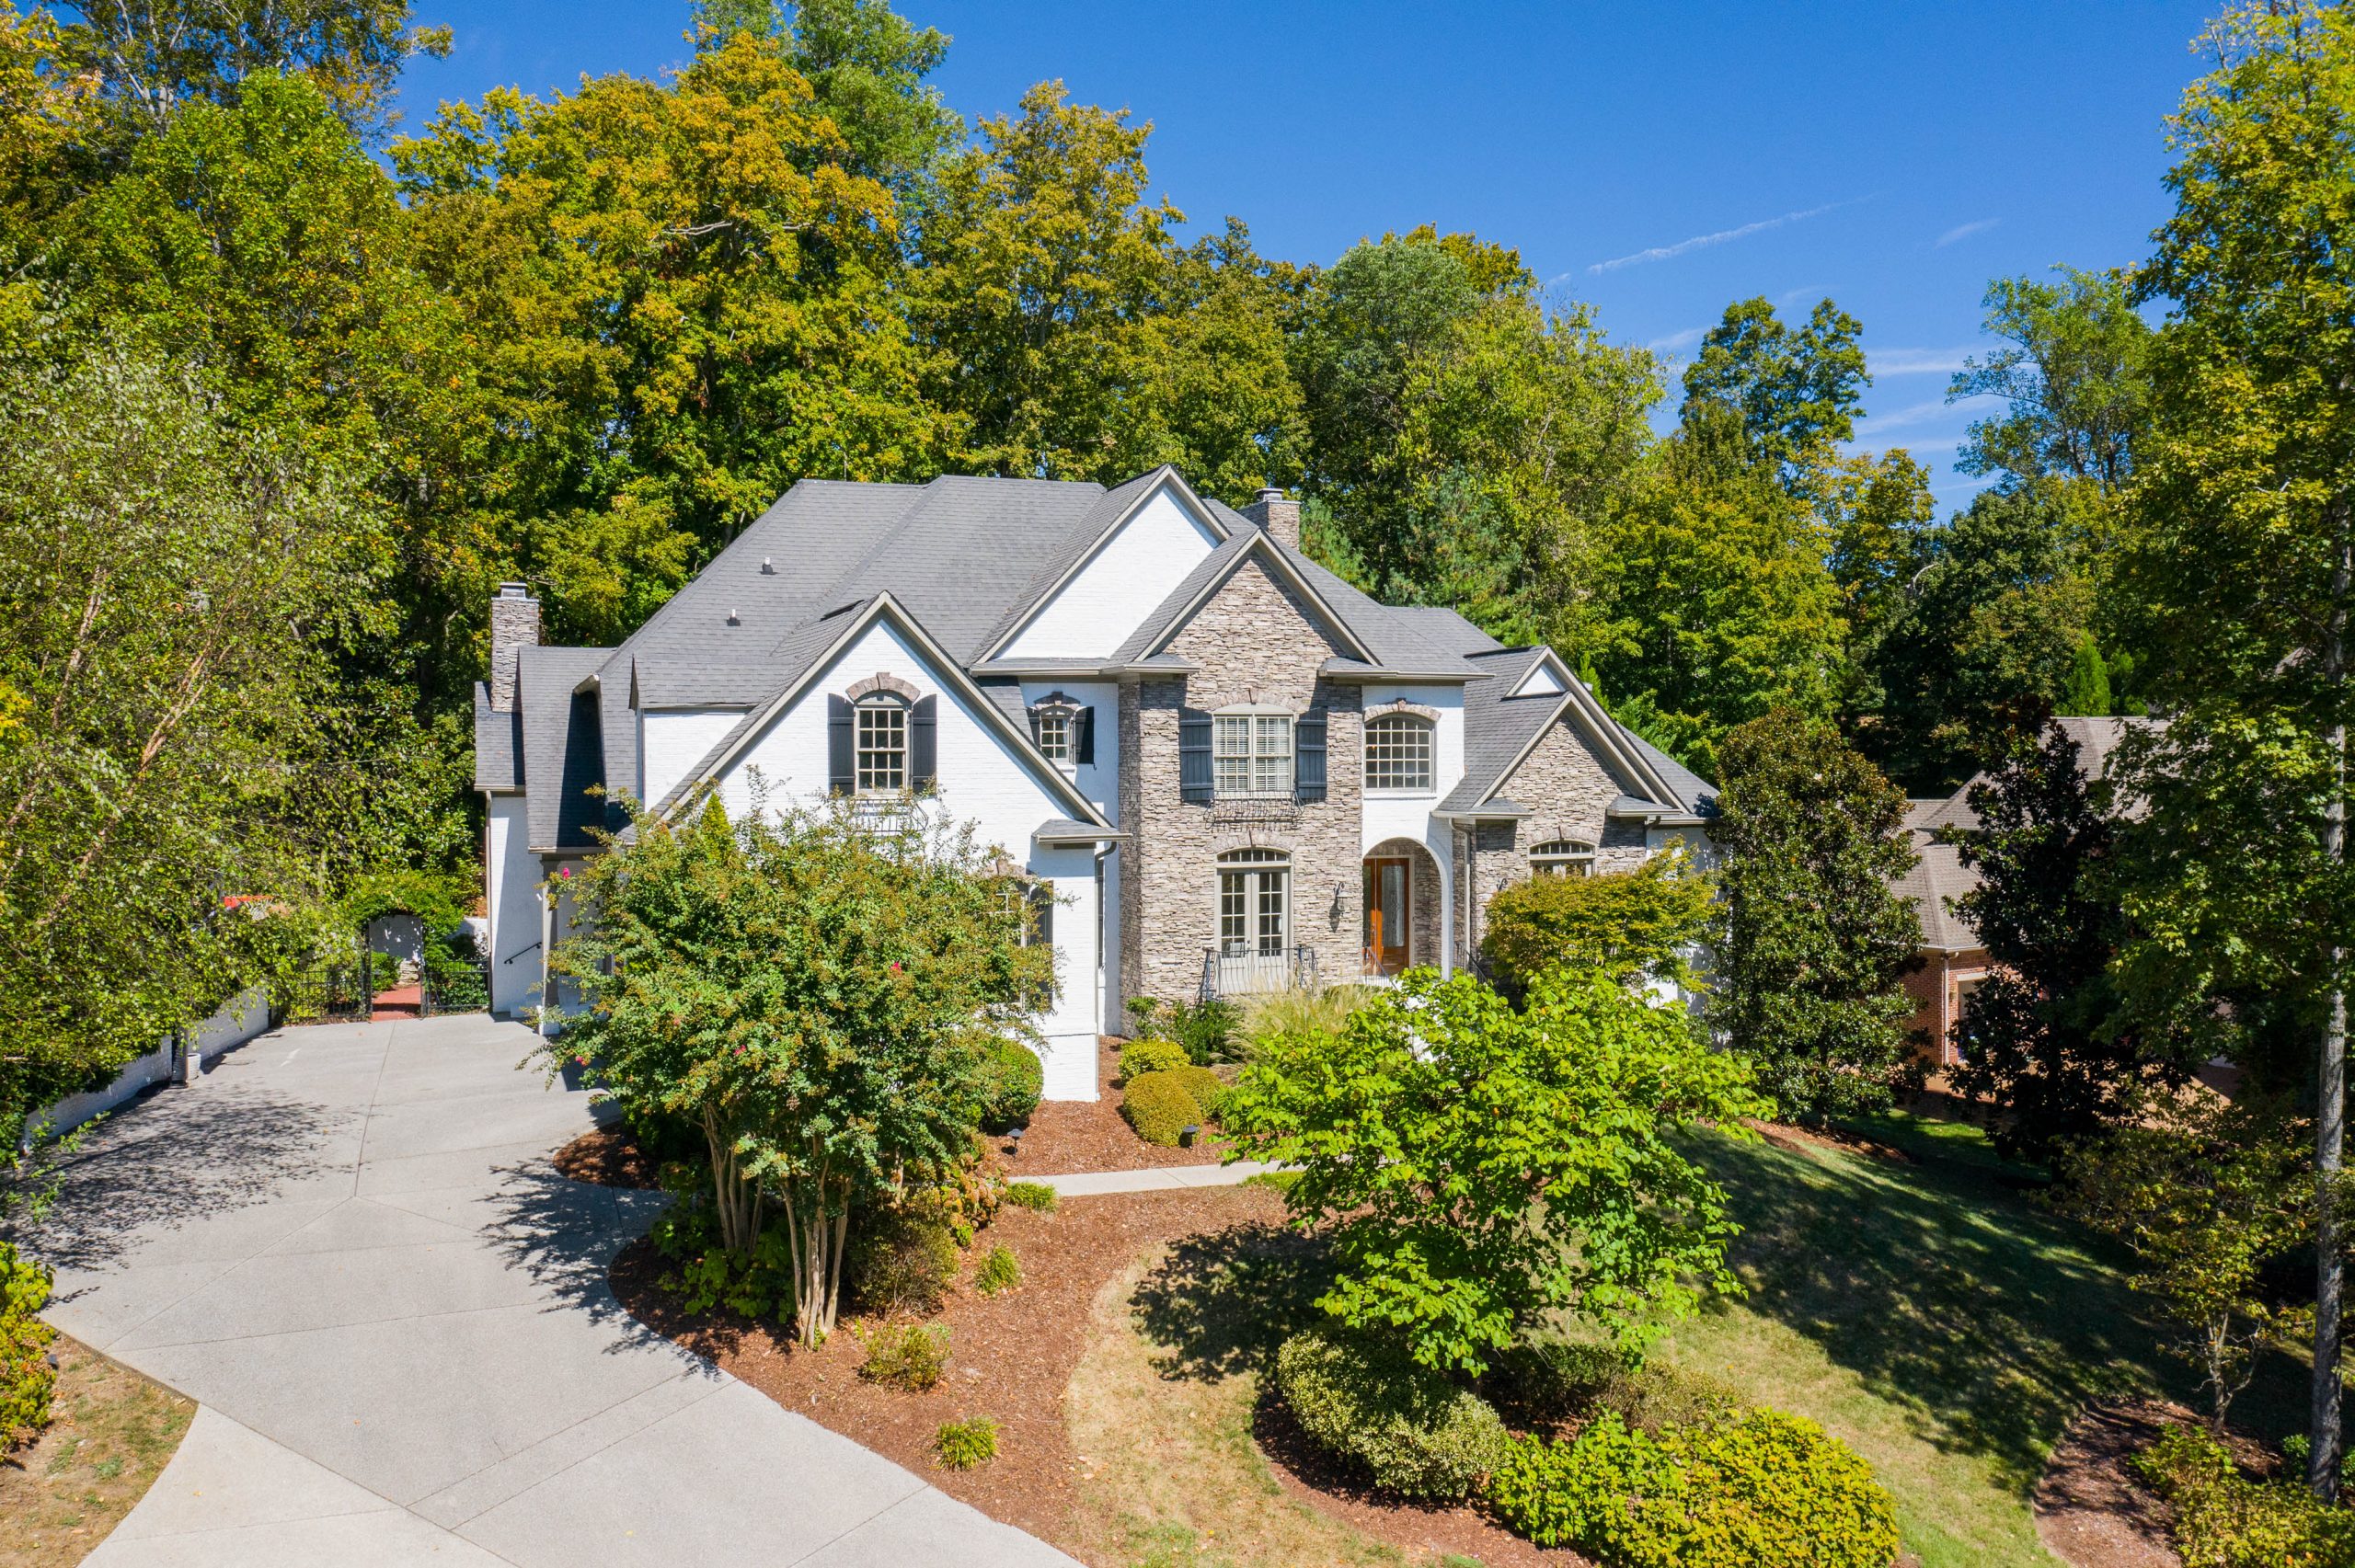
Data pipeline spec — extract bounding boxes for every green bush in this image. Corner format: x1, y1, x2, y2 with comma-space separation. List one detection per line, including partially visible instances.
1119, 1037, 1190, 1079
973, 1243, 1021, 1298
2132, 1425, 2355, 1568
650, 1200, 795, 1321
935, 1414, 1000, 1470
1501, 1342, 1739, 1436
974, 1036, 1044, 1132
1273, 1330, 1511, 1501
1002, 1180, 1059, 1213
1169, 1064, 1229, 1121
0, 1242, 57, 1451
857, 1322, 948, 1391
1242, 985, 1374, 1054
1121, 1070, 1206, 1146
1481, 852, 1712, 994
1487, 1408, 1898, 1568
848, 1211, 960, 1317
1126, 996, 1242, 1064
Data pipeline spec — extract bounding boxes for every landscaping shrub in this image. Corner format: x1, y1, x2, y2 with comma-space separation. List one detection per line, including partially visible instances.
935, 1414, 1000, 1470
848, 1211, 960, 1317
0, 1241, 57, 1451
1487, 1407, 1898, 1568
1121, 1070, 1206, 1146
973, 1243, 1021, 1298
650, 1199, 796, 1320
1480, 852, 1711, 994
1273, 1330, 1511, 1501
1126, 996, 1242, 1064
974, 1036, 1044, 1132
1501, 1342, 1740, 1436
2132, 1424, 2355, 1568
1242, 985, 1374, 1055
857, 1322, 948, 1391
1169, 1064, 1229, 1121
1119, 1037, 1189, 1080
1002, 1180, 1059, 1213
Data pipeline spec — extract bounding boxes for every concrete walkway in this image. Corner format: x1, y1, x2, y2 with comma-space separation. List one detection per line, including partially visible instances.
1028, 1160, 1284, 1197
31, 1013, 1077, 1568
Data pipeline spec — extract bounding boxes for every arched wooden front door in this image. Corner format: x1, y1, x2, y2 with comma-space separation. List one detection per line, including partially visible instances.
1362, 856, 1409, 977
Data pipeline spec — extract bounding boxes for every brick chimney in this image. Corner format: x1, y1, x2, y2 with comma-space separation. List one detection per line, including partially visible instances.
1243, 486, 1301, 553
488, 582, 539, 712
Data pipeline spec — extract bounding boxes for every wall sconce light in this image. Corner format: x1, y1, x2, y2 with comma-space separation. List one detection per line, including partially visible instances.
1329, 882, 1345, 926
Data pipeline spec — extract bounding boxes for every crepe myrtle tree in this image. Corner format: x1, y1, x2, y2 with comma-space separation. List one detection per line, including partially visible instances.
544, 791, 1051, 1346
1223, 967, 1767, 1378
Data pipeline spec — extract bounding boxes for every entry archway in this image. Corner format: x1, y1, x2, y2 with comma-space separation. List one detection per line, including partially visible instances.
1361, 837, 1442, 979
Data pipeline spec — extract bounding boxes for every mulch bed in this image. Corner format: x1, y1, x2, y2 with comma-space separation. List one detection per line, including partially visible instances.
551, 1123, 663, 1188
610, 1185, 1285, 1556
988, 1044, 1232, 1175
2034, 1400, 2188, 1568
1252, 1397, 1589, 1565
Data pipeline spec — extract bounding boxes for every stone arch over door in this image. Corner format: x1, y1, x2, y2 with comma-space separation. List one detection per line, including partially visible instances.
1362, 836, 1442, 977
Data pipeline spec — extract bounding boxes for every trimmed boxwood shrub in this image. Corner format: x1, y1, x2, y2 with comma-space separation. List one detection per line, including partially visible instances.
1002, 1180, 1058, 1213
857, 1322, 948, 1391
1119, 1037, 1190, 1080
1274, 1330, 1511, 1501
1488, 1407, 1897, 1568
0, 1242, 56, 1451
848, 1211, 959, 1316
935, 1414, 1000, 1470
2132, 1424, 2355, 1567
1169, 1064, 1228, 1121
1120, 1070, 1204, 1146
974, 1036, 1044, 1132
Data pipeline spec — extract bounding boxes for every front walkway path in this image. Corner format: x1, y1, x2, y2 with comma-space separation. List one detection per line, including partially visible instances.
1028, 1161, 1284, 1197
31, 1013, 1076, 1568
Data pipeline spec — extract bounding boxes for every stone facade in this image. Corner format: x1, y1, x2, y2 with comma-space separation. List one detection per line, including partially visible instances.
1120, 557, 1365, 1007
488, 584, 540, 713
1453, 713, 1654, 966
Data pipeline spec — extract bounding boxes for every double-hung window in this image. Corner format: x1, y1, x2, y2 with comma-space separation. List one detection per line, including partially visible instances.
856, 698, 907, 794
1213, 712, 1293, 797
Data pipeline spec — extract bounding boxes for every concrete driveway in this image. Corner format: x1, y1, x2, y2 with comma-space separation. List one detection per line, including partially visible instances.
31, 1013, 1078, 1568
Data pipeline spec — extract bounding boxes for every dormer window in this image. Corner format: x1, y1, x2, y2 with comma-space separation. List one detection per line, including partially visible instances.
1027, 692, 1092, 766
856, 696, 907, 794
1036, 706, 1069, 761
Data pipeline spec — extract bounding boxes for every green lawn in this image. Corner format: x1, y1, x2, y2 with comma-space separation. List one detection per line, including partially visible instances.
1654, 1112, 2302, 1568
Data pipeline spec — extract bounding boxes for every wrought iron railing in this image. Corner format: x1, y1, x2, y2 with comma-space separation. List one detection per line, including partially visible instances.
1200, 943, 1319, 1001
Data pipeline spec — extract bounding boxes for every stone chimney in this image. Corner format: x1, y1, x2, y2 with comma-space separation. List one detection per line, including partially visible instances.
1243, 486, 1301, 553
488, 582, 539, 713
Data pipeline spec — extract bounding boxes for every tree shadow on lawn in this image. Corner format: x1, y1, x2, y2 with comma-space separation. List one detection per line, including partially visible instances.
1130, 1219, 1335, 1385
1687, 1126, 2303, 1494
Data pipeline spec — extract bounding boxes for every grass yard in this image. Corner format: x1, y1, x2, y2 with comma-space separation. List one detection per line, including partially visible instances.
0, 1336, 192, 1567
1655, 1112, 2302, 1568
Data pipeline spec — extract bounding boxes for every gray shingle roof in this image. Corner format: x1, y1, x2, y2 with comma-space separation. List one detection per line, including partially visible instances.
1898, 830, 1982, 952
473, 682, 520, 791
518, 647, 614, 851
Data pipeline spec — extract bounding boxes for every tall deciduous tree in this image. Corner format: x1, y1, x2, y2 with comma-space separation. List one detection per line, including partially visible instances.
1679, 295, 1870, 484
1950, 268, 2154, 496
1714, 706, 1924, 1119
2107, 0, 2355, 1495
692, 0, 957, 189
546, 795, 1051, 1348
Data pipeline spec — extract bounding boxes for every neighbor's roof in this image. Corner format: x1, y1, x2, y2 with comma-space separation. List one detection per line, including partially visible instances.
1898, 828, 1983, 953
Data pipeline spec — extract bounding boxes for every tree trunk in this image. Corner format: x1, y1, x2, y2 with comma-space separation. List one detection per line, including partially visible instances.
703, 1112, 762, 1257
2315, 512, 2351, 1502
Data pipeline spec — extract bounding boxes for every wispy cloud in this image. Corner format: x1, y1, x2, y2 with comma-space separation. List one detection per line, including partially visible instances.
1588, 200, 1853, 275
1855, 393, 2003, 435
1936, 218, 1999, 247
1646, 326, 1707, 355
1869, 347, 1980, 377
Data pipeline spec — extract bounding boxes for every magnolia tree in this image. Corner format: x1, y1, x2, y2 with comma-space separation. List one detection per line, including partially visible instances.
1223, 967, 1767, 1377
546, 794, 1051, 1346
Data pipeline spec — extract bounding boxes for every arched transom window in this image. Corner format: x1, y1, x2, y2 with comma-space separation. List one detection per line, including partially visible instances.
1531, 838, 1595, 877
1363, 713, 1434, 793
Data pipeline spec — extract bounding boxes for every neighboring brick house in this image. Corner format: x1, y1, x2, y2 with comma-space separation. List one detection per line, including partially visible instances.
476, 467, 1714, 1101
1892, 717, 2146, 1065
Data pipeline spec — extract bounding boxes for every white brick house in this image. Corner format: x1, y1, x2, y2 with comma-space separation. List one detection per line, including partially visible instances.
475, 467, 1715, 1101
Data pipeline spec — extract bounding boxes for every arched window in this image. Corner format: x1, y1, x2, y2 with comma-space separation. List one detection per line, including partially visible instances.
856, 694, 908, 794
1216, 848, 1291, 956
1531, 839, 1595, 877
1363, 713, 1435, 793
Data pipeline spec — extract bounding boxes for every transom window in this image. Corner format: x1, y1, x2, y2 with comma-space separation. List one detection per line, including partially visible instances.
1531, 839, 1595, 877
1363, 714, 1435, 793
1214, 712, 1294, 797
1034, 706, 1070, 761
1217, 849, 1290, 956
856, 698, 906, 794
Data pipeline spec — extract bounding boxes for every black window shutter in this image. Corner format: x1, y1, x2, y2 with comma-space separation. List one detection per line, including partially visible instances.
1028, 707, 1043, 749
827, 695, 854, 795
1030, 883, 1054, 949
1178, 710, 1212, 802
1295, 710, 1328, 802
911, 695, 938, 791
1074, 706, 1095, 765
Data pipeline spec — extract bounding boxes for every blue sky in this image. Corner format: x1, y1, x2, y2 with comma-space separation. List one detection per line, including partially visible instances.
396, 1, 2223, 513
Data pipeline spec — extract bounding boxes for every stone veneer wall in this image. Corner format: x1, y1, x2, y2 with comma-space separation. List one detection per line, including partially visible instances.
1121, 557, 1365, 1006
1453, 714, 1654, 966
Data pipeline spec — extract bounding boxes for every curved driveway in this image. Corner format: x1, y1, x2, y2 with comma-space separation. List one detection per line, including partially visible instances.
33, 1013, 1077, 1568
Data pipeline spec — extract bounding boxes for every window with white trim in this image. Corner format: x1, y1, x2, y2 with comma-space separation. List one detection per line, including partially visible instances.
1034, 706, 1069, 761
1217, 848, 1290, 956
1363, 713, 1435, 793
856, 697, 907, 794
1213, 711, 1294, 797
1531, 839, 1595, 877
